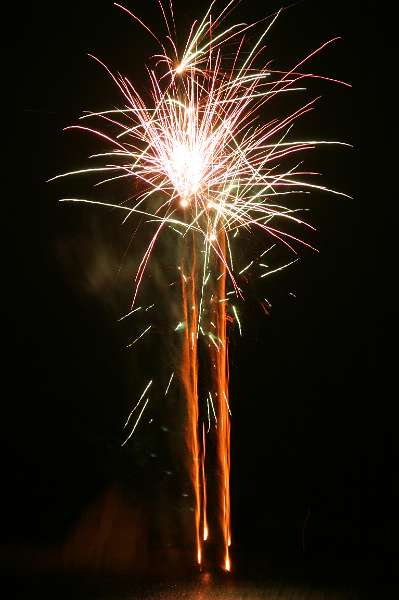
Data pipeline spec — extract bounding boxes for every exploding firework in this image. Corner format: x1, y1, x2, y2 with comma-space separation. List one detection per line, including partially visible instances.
50, 0, 351, 571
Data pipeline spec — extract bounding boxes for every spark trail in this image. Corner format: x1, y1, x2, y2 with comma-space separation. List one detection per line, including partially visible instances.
180, 244, 201, 565
51, 0, 350, 571
211, 232, 231, 571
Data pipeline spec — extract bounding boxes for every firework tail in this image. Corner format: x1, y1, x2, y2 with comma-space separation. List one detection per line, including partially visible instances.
180, 242, 202, 565
212, 232, 231, 571
201, 423, 209, 544
180, 232, 230, 570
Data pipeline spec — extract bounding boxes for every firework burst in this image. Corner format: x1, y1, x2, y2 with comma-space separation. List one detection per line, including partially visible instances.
50, 0, 351, 571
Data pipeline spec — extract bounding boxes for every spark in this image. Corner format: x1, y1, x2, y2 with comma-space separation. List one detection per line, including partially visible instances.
202, 423, 209, 542
238, 260, 254, 275
232, 305, 242, 336
208, 332, 220, 350
118, 306, 142, 321
126, 325, 152, 347
164, 371, 175, 396
121, 397, 150, 446
123, 379, 153, 429
204, 523, 209, 541
260, 244, 276, 257
169, 225, 184, 236
225, 554, 231, 572
223, 391, 232, 416
260, 258, 300, 278
208, 391, 218, 426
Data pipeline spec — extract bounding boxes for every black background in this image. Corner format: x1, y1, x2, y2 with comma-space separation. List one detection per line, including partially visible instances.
1, 0, 393, 592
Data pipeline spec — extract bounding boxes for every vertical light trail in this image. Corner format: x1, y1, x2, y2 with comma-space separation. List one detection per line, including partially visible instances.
201, 423, 209, 542
211, 232, 231, 571
180, 245, 202, 565
181, 233, 231, 570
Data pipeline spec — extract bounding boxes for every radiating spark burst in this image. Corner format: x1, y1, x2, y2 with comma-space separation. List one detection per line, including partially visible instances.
50, 0, 351, 571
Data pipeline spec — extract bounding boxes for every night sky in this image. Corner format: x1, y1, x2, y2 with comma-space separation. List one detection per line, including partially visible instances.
1, 0, 393, 594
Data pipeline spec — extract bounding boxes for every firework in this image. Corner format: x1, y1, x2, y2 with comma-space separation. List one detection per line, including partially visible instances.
50, 0, 350, 571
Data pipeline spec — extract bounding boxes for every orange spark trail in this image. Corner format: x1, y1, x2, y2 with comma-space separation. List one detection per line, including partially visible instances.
180, 250, 202, 566
212, 233, 231, 571
201, 423, 208, 543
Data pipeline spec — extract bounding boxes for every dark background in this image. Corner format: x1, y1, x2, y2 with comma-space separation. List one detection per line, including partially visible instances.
1, 0, 393, 593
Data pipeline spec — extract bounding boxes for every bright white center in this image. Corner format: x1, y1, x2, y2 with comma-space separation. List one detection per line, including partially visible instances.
170, 142, 203, 205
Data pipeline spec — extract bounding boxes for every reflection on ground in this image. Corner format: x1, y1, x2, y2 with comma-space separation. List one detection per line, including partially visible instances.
120, 573, 358, 600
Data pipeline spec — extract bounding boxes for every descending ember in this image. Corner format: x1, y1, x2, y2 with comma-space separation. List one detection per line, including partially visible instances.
51, 0, 351, 571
